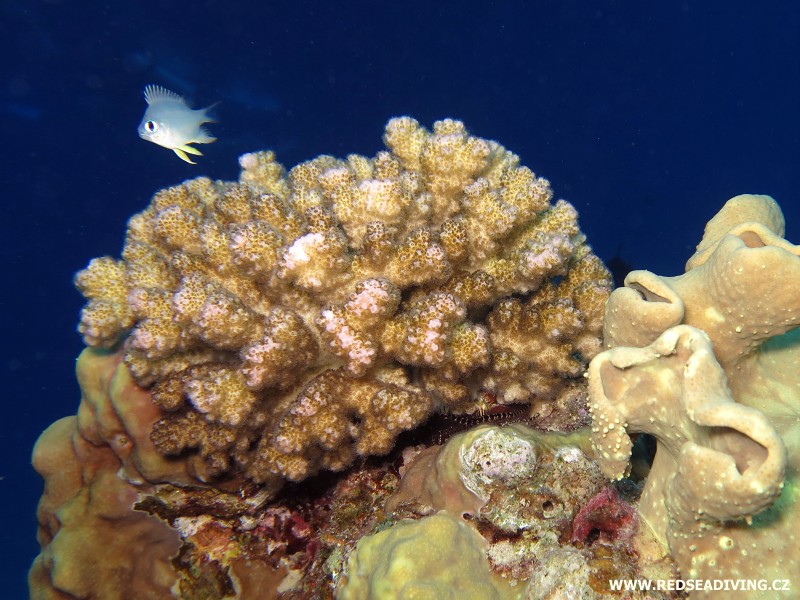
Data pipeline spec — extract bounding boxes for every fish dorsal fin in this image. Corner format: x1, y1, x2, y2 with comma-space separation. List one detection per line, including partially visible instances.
144, 85, 186, 105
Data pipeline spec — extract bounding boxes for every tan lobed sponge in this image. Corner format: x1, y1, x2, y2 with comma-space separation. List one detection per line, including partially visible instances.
588, 195, 800, 597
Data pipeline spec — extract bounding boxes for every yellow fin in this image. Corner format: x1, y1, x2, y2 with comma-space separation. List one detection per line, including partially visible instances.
173, 148, 196, 164
177, 144, 203, 156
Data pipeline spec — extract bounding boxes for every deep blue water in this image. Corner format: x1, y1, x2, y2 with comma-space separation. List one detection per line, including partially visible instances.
1, 1, 798, 596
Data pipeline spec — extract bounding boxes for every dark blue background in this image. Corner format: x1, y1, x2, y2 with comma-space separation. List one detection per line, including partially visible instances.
2, 1, 798, 595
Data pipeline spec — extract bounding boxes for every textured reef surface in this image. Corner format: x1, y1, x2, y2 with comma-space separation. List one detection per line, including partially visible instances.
30, 120, 798, 599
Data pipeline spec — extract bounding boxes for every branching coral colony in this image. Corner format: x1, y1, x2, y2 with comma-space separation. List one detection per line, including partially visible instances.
73, 117, 612, 496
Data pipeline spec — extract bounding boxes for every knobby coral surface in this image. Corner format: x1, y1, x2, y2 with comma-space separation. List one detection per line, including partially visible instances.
338, 512, 519, 600
30, 349, 183, 600
588, 195, 800, 598
73, 117, 610, 492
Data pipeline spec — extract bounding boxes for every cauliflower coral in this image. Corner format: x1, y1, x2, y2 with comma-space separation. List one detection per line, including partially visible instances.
74, 117, 611, 495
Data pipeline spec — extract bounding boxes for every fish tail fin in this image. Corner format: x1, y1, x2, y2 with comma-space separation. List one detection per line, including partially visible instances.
177, 144, 204, 156
173, 148, 197, 164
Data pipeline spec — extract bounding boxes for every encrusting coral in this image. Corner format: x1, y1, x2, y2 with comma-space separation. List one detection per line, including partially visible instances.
30, 349, 184, 600
73, 117, 611, 493
588, 194, 800, 597
337, 512, 519, 600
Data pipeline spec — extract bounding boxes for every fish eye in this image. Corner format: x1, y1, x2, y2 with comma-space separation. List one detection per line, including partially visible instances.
145, 120, 158, 133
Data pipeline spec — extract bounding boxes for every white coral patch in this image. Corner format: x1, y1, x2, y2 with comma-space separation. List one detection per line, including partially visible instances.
460, 428, 538, 498
359, 179, 401, 219
320, 309, 376, 368
238, 152, 259, 170
347, 279, 392, 316
282, 232, 324, 270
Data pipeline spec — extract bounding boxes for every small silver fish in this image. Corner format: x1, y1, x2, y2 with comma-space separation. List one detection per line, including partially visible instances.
137, 85, 216, 164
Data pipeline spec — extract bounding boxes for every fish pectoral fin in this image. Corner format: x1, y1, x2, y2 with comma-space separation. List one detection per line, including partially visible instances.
173, 148, 197, 164
177, 144, 204, 156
